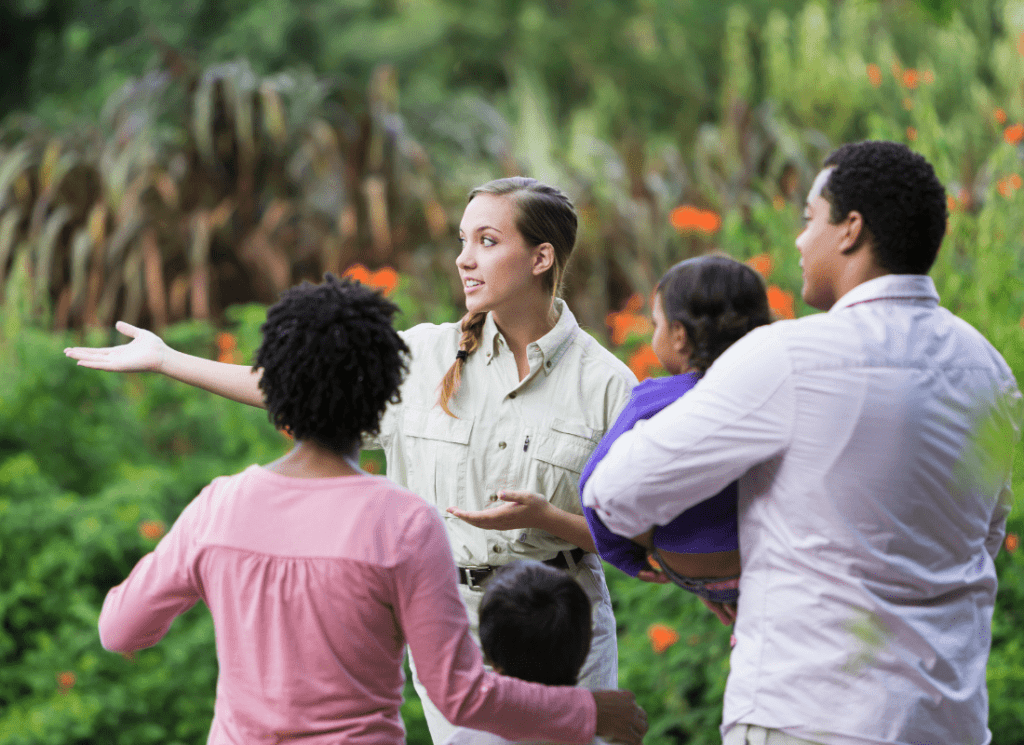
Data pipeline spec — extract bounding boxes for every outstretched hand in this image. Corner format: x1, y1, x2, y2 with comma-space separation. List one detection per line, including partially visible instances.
64, 321, 167, 373
446, 490, 552, 531
592, 690, 648, 745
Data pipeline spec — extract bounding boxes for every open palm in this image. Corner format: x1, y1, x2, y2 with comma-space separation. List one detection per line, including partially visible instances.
64, 321, 167, 373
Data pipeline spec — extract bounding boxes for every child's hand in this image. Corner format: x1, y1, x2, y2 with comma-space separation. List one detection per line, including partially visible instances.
446, 490, 551, 531
700, 597, 738, 625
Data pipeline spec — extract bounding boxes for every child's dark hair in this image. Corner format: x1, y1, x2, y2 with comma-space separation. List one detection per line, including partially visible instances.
821, 141, 947, 274
255, 274, 409, 452
479, 561, 591, 686
657, 255, 772, 373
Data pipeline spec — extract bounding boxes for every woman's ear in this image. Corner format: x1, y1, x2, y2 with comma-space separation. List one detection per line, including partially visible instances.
531, 242, 555, 276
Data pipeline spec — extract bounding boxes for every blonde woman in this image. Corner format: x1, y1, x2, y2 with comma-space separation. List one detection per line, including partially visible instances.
66, 177, 637, 743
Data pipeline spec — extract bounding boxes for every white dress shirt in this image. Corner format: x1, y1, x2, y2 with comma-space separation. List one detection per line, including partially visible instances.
583, 274, 1022, 745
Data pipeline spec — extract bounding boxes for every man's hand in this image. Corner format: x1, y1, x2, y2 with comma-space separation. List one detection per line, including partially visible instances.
446, 490, 552, 531
592, 690, 648, 745
65, 321, 168, 373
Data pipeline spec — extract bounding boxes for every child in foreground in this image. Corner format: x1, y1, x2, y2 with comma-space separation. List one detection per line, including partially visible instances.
96, 275, 647, 745
443, 560, 605, 745
580, 256, 772, 624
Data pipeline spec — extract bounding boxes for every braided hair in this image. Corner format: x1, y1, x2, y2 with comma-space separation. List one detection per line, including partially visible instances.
255, 274, 409, 452
657, 255, 772, 373
437, 177, 578, 417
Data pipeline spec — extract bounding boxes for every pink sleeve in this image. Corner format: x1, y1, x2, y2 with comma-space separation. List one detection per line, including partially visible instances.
98, 493, 204, 653
393, 505, 597, 745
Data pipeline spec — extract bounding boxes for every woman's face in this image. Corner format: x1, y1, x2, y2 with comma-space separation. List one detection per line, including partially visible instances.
651, 291, 690, 376
457, 193, 551, 316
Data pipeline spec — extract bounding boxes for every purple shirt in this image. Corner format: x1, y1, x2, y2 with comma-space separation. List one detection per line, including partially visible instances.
579, 373, 738, 577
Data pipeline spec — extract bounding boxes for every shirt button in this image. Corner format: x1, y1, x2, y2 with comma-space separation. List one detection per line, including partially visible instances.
509, 392, 517, 399
545, 361, 552, 368
493, 545, 504, 554
498, 442, 506, 449
489, 493, 499, 502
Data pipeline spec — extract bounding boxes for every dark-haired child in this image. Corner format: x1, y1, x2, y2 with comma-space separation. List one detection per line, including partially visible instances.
97, 275, 645, 745
580, 256, 772, 623
442, 560, 596, 745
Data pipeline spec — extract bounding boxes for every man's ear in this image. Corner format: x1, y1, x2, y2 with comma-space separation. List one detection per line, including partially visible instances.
839, 210, 869, 255
532, 242, 555, 276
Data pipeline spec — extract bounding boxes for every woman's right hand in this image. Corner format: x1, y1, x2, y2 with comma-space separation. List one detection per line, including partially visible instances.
64, 321, 168, 373
592, 690, 648, 744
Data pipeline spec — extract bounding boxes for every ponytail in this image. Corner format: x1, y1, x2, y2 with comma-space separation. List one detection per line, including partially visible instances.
437, 311, 487, 417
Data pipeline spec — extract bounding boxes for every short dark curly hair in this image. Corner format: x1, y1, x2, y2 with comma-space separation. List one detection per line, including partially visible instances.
821, 141, 948, 274
479, 561, 591, 686
254, 274, 409, 452
657, 255, 772, 373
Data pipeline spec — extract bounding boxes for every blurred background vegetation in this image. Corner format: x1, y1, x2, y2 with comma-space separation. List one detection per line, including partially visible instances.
1, 0, 1022, 742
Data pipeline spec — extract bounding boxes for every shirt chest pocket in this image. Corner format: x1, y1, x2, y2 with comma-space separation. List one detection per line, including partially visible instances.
401, 407, 474, 509
531, 418, 599, 513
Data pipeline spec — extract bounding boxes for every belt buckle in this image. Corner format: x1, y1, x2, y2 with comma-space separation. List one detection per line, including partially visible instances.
461, 565, 491, 591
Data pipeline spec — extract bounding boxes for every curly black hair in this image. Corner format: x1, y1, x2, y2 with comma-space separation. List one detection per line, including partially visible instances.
822, 141, 948, 274
479, 561, 591, 686
254, 274, 409, 453
657, 255, 773, 373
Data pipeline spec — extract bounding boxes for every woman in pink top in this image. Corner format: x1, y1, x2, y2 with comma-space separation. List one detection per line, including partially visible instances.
97, 276, 647, 745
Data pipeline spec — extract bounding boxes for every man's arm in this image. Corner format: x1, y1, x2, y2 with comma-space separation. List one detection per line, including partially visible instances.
583, 325, 795, 539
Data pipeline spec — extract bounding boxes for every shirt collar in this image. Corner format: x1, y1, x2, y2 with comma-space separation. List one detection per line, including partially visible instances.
483, 298, 579, 373
829, 274, 939, 313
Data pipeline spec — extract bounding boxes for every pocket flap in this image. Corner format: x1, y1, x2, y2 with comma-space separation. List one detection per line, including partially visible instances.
403, 407, 474, 444
551, 418, 598, 442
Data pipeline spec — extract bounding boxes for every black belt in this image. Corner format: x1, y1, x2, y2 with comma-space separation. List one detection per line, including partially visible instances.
457, 547, 586, 590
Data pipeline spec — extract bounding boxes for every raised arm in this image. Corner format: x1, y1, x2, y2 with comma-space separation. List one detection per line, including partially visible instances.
65, 321, 266, 408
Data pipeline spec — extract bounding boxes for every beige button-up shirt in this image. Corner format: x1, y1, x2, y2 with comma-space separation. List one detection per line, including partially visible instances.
365, 300, 636, 567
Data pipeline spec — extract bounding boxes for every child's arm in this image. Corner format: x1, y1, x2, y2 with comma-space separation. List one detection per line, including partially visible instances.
98, 497, 203, 653
66, 321, 266, 408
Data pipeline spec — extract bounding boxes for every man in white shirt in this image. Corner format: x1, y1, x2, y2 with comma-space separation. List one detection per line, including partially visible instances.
583, 141, 1022, 745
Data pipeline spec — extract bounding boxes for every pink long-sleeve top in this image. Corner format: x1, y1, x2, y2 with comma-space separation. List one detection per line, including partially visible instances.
99, 465, 597, 745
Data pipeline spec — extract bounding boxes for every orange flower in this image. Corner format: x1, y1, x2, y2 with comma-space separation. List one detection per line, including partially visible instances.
1011, 174, 1023, 190
342, 264, 400, 296
627, 344, 662, 382
670, 205, 721, 234
1005, 123, 1024, 145
947, 195, 956, 213
57, 671, 76, 693
216, 332, 238, 364
906, 126, 917, 142
362, 460, 378, 474
902, 97, 914, 111
997, 178, 1013, 198
606, 296, 653, 346
648, 623, 680, 654
772, 195, 786, 211
766, 285, 795, 320
1006, 533, 1019, 553
995, 108, 1008, 124
746, 253, 773, 278
922, 69, 934, 84
866, 64, 882, 88
139, 520, 166, 541
1019, 31, 1024, 56
902, 69, 920, 89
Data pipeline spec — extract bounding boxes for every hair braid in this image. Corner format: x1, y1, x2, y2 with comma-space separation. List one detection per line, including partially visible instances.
437, 310, 487, 417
